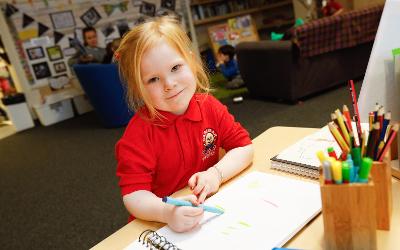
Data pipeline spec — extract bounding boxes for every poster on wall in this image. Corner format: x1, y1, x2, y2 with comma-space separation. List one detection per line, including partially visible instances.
63, 47, 77, 57
26, 46, 45, 60
46, 46, 63, 61
80, 7, 102, 27
161, 0, 175, 11
131, 0, 142, 7
50, 10, 76, 30
32, 62, 51, 80
140, 1, 156, 16
53, 61, 67, 74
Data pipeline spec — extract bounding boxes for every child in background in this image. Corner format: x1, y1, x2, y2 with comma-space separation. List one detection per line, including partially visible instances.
68, 27, 106, 65
216, 44, 245, 89
102, 38, 122, 64
115, 17, 254, 233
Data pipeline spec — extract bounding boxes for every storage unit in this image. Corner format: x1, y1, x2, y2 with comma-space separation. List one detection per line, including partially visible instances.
72, 94, 93, 115
34, 99, 74, 126
4, 102, 34, 131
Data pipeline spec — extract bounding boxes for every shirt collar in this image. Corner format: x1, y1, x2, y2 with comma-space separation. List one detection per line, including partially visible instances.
151, 94, 203, 127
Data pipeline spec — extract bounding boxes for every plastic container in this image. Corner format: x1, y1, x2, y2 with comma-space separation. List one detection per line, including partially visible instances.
72, 94, 93, 115
34, 99, 74, 126
1, 93, 34, 131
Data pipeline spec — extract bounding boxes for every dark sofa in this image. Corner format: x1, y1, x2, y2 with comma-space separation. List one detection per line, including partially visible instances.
236, 5, 383, 103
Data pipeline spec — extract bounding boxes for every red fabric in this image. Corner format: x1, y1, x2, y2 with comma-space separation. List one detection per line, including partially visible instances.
289, 4, 383, 57
322, 1, 343, 16
115, 93, 252, 221
0, 78, 11, 93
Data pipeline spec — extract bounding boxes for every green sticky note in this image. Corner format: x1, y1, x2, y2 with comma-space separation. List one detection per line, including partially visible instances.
271, 32, 284, 41
295, 18, 304, 27
392, 48, 400, 58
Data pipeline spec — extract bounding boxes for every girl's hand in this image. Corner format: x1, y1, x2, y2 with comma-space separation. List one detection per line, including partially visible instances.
164, 195, 204, 233
188, 167, 221, 204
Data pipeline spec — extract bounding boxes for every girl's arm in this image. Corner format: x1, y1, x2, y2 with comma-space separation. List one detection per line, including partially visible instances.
188, 143, 254, 203
123, 190, 204, 232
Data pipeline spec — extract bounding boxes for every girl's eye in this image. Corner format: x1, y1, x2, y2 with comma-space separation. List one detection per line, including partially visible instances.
171, 64, 182, 72
148, 77, 159, 84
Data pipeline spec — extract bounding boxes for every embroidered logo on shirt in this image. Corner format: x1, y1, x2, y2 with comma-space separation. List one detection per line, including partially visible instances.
202, 128, 217, 160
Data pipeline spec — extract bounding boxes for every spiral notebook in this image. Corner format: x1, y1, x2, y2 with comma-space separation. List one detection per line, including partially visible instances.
270, 126, 340, 179
126, 171, 322, 250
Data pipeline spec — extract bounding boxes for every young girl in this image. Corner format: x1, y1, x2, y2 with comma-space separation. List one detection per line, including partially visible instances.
68, 27, 106, 65
115, 17, 254, 233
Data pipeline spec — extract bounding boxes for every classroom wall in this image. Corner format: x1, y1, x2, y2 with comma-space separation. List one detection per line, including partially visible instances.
2, 0, 185, 108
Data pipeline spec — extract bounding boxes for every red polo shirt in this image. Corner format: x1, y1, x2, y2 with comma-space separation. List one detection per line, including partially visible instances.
116, 94, 251, 219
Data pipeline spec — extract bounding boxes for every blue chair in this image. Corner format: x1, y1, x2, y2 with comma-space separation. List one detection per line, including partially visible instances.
73, 64, 133, 128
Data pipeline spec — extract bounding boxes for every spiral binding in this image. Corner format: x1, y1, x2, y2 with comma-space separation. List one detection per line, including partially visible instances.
138, 229, 181, 250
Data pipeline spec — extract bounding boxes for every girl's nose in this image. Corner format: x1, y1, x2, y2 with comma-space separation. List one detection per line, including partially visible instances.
164, 77, 177, 92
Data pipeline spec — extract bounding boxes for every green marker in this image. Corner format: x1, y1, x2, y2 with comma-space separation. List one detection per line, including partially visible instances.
342, 161, 350, 183
358, 157, 373, 183
351, 147, 362, 167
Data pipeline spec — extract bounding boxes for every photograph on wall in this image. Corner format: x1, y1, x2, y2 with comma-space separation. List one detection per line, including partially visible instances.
46, 45, 63, 61
53, 61, 67, 74
161, 0, 175, 11
80, 7, 102, 27
50, 10, 76, 30
49, 74, 69, 90
140, 1, 156, 17
32, 62, 51, 80
63, 47, 77, 57
26, 46, 45, 60
131, 0, 142, 7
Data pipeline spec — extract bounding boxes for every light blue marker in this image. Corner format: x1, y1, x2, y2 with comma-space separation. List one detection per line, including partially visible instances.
347, 154, 355, 182
162, 197, 224, 215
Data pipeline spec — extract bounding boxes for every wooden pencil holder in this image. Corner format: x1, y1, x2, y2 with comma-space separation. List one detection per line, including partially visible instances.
370, 154, 392, 230
320, 179, 377, 250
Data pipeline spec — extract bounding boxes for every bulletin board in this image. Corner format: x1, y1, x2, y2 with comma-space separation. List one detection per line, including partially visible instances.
208, 14, 259, 57
4, 0, 185, 89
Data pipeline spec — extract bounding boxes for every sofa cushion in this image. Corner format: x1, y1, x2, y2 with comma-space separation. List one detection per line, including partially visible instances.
289, 5, 383, 57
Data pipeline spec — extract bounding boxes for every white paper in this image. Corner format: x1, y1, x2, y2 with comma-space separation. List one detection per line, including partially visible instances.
358, 0, 400, 122
276, 126, 340, 167
276, 123, 370, 168
126, 172, 321, 250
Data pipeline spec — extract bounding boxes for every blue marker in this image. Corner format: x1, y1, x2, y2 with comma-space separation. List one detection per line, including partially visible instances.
346, 154, 355, 182
162, 197, 224, 215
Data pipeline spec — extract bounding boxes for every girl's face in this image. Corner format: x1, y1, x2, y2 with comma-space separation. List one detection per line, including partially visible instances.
84, 31, 98, 48
140, 41, 197, 115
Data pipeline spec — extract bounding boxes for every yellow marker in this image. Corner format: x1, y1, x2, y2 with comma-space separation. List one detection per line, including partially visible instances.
328, 122, 350, 153
332, 161, 343, 184
316, 150, 327, 164
327, 156, 336, 165
335, 109, 351, 146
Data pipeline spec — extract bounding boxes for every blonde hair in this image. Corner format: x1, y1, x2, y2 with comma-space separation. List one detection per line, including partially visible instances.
116, 16, 210, 119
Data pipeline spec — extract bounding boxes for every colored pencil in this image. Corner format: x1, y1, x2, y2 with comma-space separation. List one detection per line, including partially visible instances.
348, 80, 362, 141
378, 124, 399, 161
